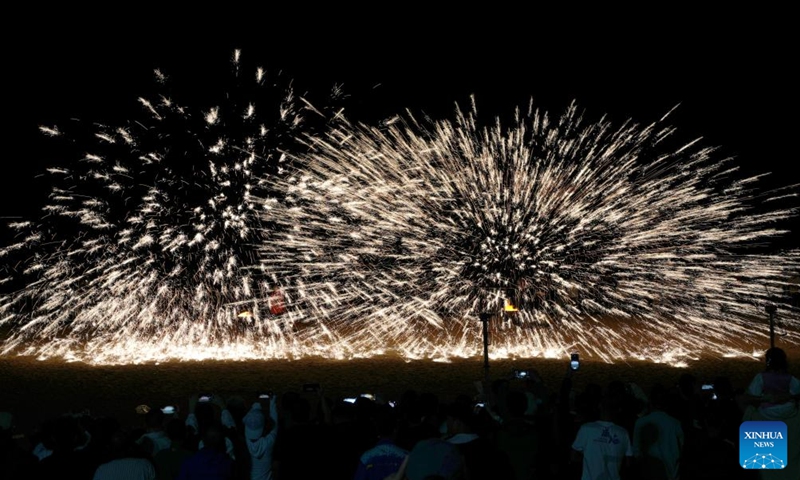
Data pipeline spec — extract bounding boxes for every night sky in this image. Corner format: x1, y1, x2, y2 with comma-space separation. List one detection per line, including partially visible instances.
2, 8, 797, 246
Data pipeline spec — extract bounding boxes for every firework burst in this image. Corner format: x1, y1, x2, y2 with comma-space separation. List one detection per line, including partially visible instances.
264, 98, 800, 364
0, 50, 344, 362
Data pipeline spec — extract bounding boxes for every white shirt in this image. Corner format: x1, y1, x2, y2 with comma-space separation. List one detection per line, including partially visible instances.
136, 431, 171, 456
93, 457, 156, 480
572, 420, 632, 480
633, 410, 684, 480
747, 372, 800, 419
247, 397, 279, 480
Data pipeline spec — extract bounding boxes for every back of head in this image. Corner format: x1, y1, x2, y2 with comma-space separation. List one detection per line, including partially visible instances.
194, 402, 216, 436
766, 347, 788, 372
202, 424, 226, 453
373, 405, 398, 438
290, 397, 311, 424
505, 390, 528, 418
445, 400, 476, 434
406, 438, 467, 480
649, 383, 668, 410
243, 403, 266, 440
51, 415, 82, 453
110, 429, 136, 459
145, 408, 165, 430
226, 395, 247, 425
678, 373, 696, 396
165, 418, 187, 443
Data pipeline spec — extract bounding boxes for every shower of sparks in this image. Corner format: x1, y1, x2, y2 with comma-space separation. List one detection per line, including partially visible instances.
1, 57, 798, 367
261, 98, 800, 365
0, 50, 345, 363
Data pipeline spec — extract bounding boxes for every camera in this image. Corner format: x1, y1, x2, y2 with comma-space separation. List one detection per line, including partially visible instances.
570, 353, 580, 371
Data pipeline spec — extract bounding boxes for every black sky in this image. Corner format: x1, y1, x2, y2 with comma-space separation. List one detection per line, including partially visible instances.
2, 8, 797, 244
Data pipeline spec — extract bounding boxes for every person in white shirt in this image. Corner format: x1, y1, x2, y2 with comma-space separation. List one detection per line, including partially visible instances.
137, 408, 171, 457
742, 347, 800, 480
633, 384, 684, 480
571, 396, 632, 480
93, 429, 156, 480
242, 396, 278, 480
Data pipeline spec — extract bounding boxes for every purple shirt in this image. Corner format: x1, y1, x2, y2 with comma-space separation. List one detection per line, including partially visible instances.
177, 447, 234, 480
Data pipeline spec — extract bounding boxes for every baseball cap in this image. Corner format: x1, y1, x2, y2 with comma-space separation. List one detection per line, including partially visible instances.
243, 402, 265, 440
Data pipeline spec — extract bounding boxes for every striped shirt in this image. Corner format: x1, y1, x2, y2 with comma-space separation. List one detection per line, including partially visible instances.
93, 457, 156, 480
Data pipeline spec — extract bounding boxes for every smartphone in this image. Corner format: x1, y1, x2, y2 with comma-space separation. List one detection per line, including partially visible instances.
303, 383, 320, 393
258, 393, 271, 399
161, 405, 176, 415
570, 353, 580, 371
701, 383, 717, 400
512, 369, 529, 379
342, 397, 357, 404
198, 395, 213, 403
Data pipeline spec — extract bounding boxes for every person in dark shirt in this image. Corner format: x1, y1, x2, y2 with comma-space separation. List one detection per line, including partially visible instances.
444, 396, 513, 480
177, 423, 234, 480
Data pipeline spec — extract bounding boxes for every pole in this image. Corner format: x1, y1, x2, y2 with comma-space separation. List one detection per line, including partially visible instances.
480, 312, 491, 383
767, 305, 777, 348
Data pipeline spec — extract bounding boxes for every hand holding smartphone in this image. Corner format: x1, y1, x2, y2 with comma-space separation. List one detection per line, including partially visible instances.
570, 353, 580, 371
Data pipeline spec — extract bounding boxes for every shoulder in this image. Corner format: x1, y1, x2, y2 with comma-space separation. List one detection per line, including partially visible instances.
360, 442, 407, 463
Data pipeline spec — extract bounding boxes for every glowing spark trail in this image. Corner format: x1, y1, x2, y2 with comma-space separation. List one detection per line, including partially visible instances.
0, 55, 798, 365
262, 99, 800, 365
0, 51, 344, 363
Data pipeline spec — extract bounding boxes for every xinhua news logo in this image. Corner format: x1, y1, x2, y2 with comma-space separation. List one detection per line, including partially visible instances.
740, 421, 787, 470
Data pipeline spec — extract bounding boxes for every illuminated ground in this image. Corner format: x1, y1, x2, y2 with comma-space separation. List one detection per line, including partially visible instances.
3, 344, 799, 436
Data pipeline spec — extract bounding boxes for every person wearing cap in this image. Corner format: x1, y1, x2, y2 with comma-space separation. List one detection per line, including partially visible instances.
242, 395, 278, 480
353, 405, 408, 480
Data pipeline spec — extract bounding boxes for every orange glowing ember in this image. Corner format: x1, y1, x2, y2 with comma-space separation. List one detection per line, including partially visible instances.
504, 299, 519, 312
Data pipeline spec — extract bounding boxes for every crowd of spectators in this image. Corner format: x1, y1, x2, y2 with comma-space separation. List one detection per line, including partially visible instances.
2, 347, 799, 480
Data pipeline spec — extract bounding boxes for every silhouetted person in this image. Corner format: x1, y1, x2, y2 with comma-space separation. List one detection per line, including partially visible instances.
494, 390, 538, 480
177, 423, 234, 480
632, 384, 683, 480
396, 391, 441, 451
272, 396, 334, 480
741, 347, 800, 480
444, 396, 513, 480
93, 428, 156, 480
242, 397, 278, 480
33, 415, 95, 480
571, 395, 632, 480
153, 419, 193, 480
138, 408, 170, 457
353, 405, 407, 480
0, 412, 38, 480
